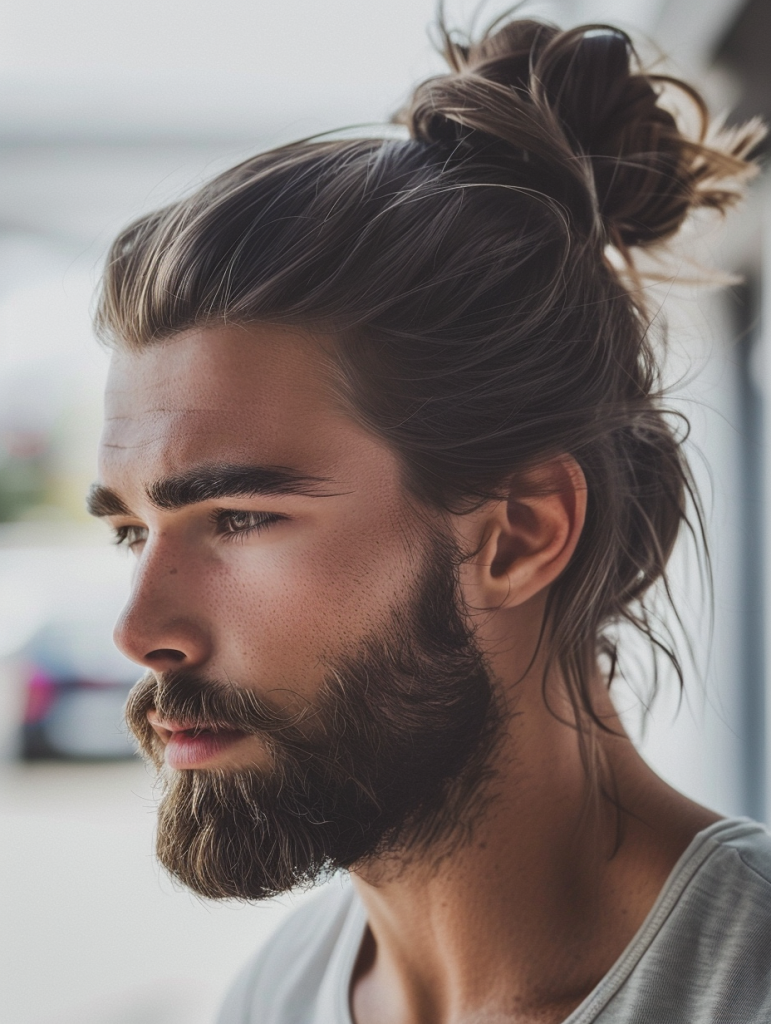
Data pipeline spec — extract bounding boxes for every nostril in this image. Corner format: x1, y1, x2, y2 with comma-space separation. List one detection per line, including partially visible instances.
146, 648, 186, 664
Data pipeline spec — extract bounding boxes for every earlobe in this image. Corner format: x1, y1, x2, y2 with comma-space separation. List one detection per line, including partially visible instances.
471, 457, 587, 611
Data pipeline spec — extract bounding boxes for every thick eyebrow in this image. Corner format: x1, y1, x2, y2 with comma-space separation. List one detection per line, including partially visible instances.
87, 484, 133, 518
87, 463, 336, 519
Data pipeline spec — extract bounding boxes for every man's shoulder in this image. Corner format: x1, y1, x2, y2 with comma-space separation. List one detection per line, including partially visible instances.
694, 818, 771, 931
653, 819, 771, 967
217, 876, 357, 1024
594, 819, 771, 1023
718, 817, 771, 887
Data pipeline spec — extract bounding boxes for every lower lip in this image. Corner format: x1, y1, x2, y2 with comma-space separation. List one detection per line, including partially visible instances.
164, 729, 247, 769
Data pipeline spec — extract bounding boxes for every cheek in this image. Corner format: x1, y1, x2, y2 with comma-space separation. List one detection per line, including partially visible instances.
206, 504, 420, 694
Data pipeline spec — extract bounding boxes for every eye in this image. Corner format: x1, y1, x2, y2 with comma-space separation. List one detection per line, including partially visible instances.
213, 510, 285, 540
113, 524, 148, 550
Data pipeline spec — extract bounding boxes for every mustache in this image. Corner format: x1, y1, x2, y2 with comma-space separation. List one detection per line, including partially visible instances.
126, 671, 321, 755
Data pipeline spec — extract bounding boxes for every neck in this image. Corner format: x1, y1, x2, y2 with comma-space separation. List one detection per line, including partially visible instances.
349, 656, 719, 1024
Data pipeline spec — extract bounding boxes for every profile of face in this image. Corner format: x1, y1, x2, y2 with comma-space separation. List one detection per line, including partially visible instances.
96, 326, 503, 899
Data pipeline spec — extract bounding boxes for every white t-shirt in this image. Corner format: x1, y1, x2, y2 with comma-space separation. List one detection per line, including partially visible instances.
218, 817, 771, 1023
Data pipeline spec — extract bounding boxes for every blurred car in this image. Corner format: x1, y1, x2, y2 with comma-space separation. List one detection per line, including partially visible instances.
0, 529, 139, 760
20, 615, 138, 759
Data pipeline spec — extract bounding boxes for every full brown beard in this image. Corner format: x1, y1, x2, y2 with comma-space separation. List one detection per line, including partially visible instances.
125, 532, 505, 900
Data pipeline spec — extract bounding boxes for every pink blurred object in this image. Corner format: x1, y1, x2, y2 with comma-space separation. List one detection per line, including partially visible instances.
23, 666, 56, 724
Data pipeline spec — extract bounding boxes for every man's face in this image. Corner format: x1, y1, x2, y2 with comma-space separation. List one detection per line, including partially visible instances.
95, 326, 501, 898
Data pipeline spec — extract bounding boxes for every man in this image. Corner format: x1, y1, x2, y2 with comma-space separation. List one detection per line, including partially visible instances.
88, 15, 771, 1024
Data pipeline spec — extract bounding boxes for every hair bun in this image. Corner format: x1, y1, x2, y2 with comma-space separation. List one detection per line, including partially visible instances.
397, 17, 764, 254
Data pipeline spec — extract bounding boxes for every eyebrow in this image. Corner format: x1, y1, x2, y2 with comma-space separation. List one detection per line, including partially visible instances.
87, 463, 335, 518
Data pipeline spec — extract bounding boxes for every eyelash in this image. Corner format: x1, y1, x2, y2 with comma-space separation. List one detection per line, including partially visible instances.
210, 509, 286, 542
113, 525, 147, 549
112, 511, 285, 549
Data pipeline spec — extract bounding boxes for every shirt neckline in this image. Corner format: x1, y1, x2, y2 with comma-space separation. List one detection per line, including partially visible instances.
333, 816, 764, 1024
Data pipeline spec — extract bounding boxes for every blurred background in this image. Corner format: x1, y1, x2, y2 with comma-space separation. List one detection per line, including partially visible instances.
0, 0, 769, 1021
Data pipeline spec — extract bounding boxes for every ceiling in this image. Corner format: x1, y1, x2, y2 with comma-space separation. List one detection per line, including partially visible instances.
0, 0, 755, 245
0, 0, 680, 143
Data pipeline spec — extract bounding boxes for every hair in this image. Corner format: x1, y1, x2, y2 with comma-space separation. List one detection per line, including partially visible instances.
96, 14, 763, 750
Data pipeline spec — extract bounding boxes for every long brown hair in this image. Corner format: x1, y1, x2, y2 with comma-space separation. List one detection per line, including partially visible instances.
96, 15, 762, 742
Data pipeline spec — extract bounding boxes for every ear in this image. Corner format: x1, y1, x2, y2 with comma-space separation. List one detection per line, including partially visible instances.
462, 457, 587, 611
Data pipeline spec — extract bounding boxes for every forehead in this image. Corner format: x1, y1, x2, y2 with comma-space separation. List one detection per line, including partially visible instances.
101, 326, 374, 484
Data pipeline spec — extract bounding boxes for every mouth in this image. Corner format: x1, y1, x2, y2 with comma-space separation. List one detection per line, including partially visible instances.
146, 711, 248, 769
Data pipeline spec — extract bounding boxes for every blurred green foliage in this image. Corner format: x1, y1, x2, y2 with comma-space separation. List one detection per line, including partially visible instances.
0, 449, 49, 522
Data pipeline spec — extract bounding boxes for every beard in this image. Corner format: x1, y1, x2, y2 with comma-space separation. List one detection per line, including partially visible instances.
125, 530, 505, 901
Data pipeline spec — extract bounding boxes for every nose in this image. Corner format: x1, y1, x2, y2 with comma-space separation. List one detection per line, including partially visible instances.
113, 548, 212, 673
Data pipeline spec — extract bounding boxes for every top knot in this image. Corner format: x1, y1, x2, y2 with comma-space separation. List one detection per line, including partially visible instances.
396, 16, 764, 256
